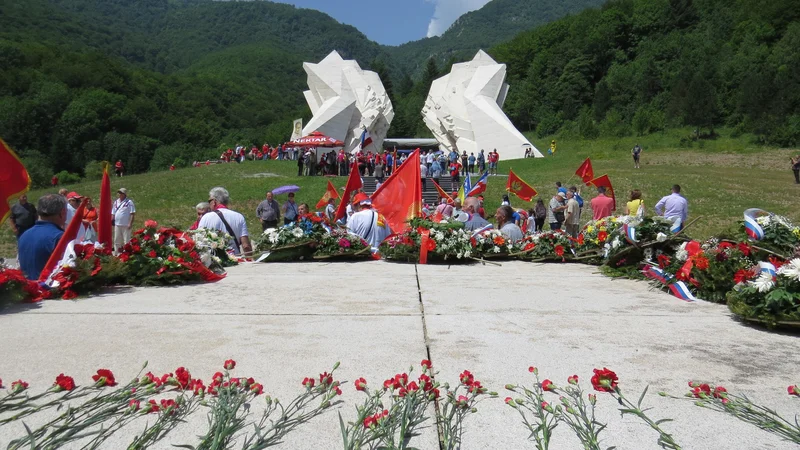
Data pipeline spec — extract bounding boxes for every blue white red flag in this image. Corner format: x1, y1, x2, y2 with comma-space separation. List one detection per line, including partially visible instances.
467, 171, 489, 197
470, 223, 494, 238
642, 265, 673, 284
743, 208, 765, 240
668, 281, 697, 301
622, 223, 638, 244
359, 128, 373, 149
758, 261, 777, 278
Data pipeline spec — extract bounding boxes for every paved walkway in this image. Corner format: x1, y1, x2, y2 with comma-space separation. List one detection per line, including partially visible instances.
0, 261, 797, 449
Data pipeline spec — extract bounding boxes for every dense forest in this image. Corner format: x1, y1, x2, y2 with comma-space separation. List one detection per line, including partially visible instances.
0, 0, 798, 186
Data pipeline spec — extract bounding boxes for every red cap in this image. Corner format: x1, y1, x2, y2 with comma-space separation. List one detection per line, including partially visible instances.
66, 192, 82, 200
351, 192, 371, 205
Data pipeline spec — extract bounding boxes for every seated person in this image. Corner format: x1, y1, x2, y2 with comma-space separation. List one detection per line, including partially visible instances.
18, 194, 67, 280
347, 193, 391, 251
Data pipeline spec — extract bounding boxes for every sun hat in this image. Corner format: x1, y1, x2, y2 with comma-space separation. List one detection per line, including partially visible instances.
118, 188, 128, 194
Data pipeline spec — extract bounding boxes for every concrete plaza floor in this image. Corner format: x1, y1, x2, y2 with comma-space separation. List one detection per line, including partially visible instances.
0, 261, 797, 449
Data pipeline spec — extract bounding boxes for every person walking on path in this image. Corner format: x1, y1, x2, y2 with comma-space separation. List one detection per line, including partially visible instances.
9, 194, 37, 241
282, 192, 299, 225
590, 186, 615, 220
632, 144, 643, 169
791, 155, 800, 184
256, 191, 280, 231
112, 188, 136, 253
655, 185, 688, 231
199, 186, 252, 257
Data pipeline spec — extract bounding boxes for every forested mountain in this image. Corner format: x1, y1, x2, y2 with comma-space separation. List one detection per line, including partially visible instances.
490, 0, 800, 145
387, 0, 606, 76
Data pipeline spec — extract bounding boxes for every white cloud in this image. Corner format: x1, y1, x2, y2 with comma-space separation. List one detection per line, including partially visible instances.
425, 0, 492, 38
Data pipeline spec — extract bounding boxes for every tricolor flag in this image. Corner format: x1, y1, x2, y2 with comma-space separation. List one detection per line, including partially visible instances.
758, 261, 777, 278
743, 208, 766, 240
467, 171, 489, 197
470, 223, 494, 238
642, 265, 673, 284
622, 223, 638, 244
575, 158, 594, 185
359, 128, 373, 149
505, 169, 536, 201
668, 281, 697, 302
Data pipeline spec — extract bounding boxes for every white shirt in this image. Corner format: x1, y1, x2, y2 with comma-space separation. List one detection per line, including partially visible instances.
325, 203, 336, 221
347, 208, 392, 251
198, 207, 249, 254
112, 197, 136, 227
426, 153, 434, 163
66, 203, 77, 225
420, 164, 428, 178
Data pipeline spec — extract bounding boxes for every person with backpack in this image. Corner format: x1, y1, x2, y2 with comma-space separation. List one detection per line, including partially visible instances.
529, 199, 547, 233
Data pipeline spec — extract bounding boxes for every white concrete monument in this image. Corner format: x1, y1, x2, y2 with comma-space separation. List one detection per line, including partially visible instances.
302, 51, 394, 153
422, 50, 542, 160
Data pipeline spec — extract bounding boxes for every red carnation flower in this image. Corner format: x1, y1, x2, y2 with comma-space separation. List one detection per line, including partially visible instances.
144, 220, 158, 229
504, 397, 513, 404
146, 399, 160, 413
459, 370, 474, 385
597, 231, 608, 242
224, 360, 236, 370
737, 242, 751, 256
713, 386, 727, 398
528, 366, 537, 374
567, 375, 579, 385
554, 245, 564, 257
129, 399, 141, 411
657, 254, 671, 269
789, 385, 799, 397
354, 377, 367, 391
92, 369, 117, 387
54, 373, 75, 391
250, 383, 264, 395
147, 250, 157, 258
692, 255, 710, 271
590, 368, 618, 393
421, 359, 432, 370
11, 380, 29, 393
174, 367, 191, 389
319, 372, 333, 386
541, 379, 555, 391
302, 377, 315, 388
577, 234, 585, 245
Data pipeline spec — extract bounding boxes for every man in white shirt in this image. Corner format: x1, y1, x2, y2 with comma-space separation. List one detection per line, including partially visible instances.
347, 194, 391, 252
425, 150, 435, 169
198, 186, 252, 256
112, 188, 136, 253
420, 161, 428, 190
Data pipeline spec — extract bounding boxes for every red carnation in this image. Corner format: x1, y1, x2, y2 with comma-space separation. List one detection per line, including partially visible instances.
554, 245, 564, 257
789, 385, 799, 397
146, 399, 160, 413
713, 386, 727, 398
354, 377, 367, 391
319, 372, 333, 386
174, 367, 191, 389
302, 377, 315, 388
11, 380, 29, 393
504, 397, 513, 404
577, 234, 585, 245
692, 255, 710, 271
144, 220, 158, 229
129, 399, 141, 411
528, 366, 537, 374
224, 360, 236, 370
657, 254, 671, 269
541, 379, 555, 391
459, 370, 474, 385
597, 231, 608, 242
250, 383, 264, 395
92, 369, 117, 387
147, 250, 157, 258
590, 368, 618, 393
54, 373, 75, 391
737, 242, 751, 256
567, 375, 579, 385
421, 359, 432, 370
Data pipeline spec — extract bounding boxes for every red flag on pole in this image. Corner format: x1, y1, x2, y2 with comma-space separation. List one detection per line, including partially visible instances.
39, 198, 88, 282
588, 174, 615, 209
97, 162, 113, 249
575, 158, 594, 185
270, 147, 279, 159
334, 161, 362, 221
431, 179, 453, 202
0, 138, 31, 225
506, 169, 538, 202
371, 149, 422, 233
316, 180, 341, 209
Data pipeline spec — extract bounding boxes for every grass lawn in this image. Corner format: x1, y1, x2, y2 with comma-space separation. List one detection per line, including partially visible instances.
3, 128, 799, 258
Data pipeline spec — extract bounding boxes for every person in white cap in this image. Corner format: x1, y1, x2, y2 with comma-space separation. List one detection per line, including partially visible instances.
548, 191, 567, 231
346, 193, 391, 252
112, 187, 136, 253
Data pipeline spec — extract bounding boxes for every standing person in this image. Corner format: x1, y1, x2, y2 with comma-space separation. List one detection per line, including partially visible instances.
374, 159, 385, 184
632, 144, 643, 169
282, 192, 299, 225
198, 187, 252, 257
548, 140, 556, 156
792, 155, 800, 184
297, 150, 304, 176
420, 159, 428, 191
555, 182, 567, 195
256, 191, 280, 231
531, 199, 547, 232
9, 195, 37, 240
307, 149, 317, 176
338, 149, 346, 176
569, 186, 584, 220
564, 191, 581, 238
548, 192, 567, 231
625, 190, 645, 217
468, 153, 476, 174
430, 159, 442, 187
82, 198, 99, 241
488, 150, 499, 175
112, 188, 136, 253
385, 151, 394, 177
654, 185, 688, 231
17, 194, 66, 280
65, 192, 82, 225
449, 159, 461, 191
478, 150, 486, 173
347, 194, 391, 251
496, 205, 523, 242
426, 150, 435, 170
114, 160, 124, 177
51, 175, 58, 188
590, 186, 615, 220
461, 151, 468, 176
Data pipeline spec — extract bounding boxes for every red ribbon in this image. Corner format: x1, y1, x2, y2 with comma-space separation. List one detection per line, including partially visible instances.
419, 229, 431, 265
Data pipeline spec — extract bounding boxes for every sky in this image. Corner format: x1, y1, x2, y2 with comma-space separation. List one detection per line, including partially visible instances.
273, 0, 492, 46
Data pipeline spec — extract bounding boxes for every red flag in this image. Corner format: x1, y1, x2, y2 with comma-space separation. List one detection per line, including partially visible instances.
588, 174, 615, 209
0, 138, 31, 225
39, 198, 88, 282
575, 158, 594, 185
506, 169, 538, 202
371, 149, 422, 233
315, 180, 340, 209
431, 179, 452, 202
97, 162, 112, 249
270, 147, 279, 159
334, 161, 362, 221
